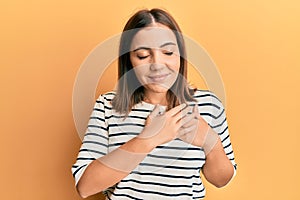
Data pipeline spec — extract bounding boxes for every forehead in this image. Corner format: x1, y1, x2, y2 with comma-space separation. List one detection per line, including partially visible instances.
130, 26, 178, 50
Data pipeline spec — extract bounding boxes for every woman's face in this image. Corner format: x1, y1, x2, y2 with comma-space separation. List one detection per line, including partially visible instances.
129, 23, 180, 94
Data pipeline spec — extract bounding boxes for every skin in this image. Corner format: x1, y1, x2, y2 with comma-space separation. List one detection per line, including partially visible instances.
76, 23, 234, 198
129, 23, 180, 105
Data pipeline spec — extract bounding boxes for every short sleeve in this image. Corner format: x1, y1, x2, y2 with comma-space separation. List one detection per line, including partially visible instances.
209, 92, 237, 174
71, 95, 109, 186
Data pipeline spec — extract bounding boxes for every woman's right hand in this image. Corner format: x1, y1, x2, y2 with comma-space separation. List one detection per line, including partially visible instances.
138, 103, 191, 147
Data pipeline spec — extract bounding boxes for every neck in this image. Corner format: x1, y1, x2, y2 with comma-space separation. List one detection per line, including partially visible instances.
144, 91, 168, 106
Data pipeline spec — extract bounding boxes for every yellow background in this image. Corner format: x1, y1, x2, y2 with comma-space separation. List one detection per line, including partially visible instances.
1, 0, 300, 199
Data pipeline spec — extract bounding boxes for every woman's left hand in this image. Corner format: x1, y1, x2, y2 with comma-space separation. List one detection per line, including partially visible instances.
177, 105, 210, 147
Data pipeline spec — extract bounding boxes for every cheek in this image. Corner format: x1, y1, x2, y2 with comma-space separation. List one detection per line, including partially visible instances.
168, 56, 181, 85
132, 65, 149, 85
130, 54, 138, 67
166, 56, 180, 71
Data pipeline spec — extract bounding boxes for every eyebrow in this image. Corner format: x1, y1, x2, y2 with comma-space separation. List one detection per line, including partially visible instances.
133, 42, 177, 52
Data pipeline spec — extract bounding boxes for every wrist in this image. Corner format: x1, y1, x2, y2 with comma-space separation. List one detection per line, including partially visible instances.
137, 136, 158, 152
124, 136, 157, 153
202, 127, 219, 155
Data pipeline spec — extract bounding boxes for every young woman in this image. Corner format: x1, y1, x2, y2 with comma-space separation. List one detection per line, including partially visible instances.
72, 8, 237, 199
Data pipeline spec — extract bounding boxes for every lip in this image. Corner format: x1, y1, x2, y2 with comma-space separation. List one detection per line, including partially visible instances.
148, 73, 171, 82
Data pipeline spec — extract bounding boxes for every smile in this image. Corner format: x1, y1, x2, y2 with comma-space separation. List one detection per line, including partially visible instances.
147, 73, 171, 82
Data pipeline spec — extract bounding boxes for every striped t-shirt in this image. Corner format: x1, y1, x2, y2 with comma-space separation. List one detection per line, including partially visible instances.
72, 89, 237, 200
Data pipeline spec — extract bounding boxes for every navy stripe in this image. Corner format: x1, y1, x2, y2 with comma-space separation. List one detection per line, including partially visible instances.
103, 95, 114, 102
126, 115, 147, 120
218, 126, 228, 135
108, 142, 125, 147
79, 148, 106, 156
131, 171, 200, 179
192, 187, 205, 193
131, 108, 152, 112
84, 133, 108, 140
193, 93, 211, 98
105, 91, 116, 95
104, 105, 112, 110
156, 145, 202, 151
115, 185, 193, 197
108, 191, 143, 200
197, 102, 220, 109
109, 132, 139, 137
147, 154, 205, 161
82, 140, 108, 148
93, 108, 104, 113
222, 134, 230, 143
192, 181, 203, 186
72, 164, 87, 177
211, 117, 226, 128
108, 115, 147, 120
105, 115, 113, 120
96, 100, 104, 104
109, 123, 145, 128
120, 179, 193, 188
193, 195, 205, 199
226, 150, 234, 156
217, 109, 225, 118
103, 191, 112, 200
87, 125, 107, 131
139, 162, 201, 170
224, 142, 232, 149
200, 112, 220, 119
89, 116, 105, 122
193, 91, 222, 103
76, 157, 96, 161
104, 186, 116, 200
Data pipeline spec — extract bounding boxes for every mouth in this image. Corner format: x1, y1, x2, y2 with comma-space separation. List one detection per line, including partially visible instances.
147, 73, 171, 82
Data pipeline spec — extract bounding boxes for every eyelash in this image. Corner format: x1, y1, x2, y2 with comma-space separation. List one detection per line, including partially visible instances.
137, 51, 174, 60
164, 51, 173, 56
137, 55, 149, 60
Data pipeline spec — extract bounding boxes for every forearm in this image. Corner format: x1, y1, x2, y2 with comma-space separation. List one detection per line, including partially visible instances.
76, 137, 155, 198
76, 103, 188, 198
202, 138, 234, 188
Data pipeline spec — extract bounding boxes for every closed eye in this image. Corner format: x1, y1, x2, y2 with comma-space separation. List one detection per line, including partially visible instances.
137, 55, 149, 60
164, 51, 174, 56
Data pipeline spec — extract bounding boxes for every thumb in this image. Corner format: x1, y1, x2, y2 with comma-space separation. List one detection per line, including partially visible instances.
148, 104, 161, 119
145, 104, 161, 126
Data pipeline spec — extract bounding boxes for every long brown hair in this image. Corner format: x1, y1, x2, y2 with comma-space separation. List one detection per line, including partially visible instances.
112, 8, 196, 114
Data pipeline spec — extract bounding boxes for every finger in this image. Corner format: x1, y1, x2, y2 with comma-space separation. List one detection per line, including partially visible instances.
178, 126, 197, 143
167, 103, 187, 117
145, 104, 161, 126
148, 104, 161, 118
181, 117, 198, 128
178, 130, 190, 139
178, 132, 194, 144
172, 105, 191, 123
179, 124, 197, 134
180, 113, 197, 127
193, 104, 201, 119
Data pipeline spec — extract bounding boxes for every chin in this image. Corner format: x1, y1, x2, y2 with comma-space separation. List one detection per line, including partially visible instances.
146, 84, 170, 93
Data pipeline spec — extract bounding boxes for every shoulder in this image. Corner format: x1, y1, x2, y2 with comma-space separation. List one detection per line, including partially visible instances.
101, 91, 116, 100
192, 89, 227, 128
193, 89, 223, 104
192, 89, 225, 114
95, 91, 116, 107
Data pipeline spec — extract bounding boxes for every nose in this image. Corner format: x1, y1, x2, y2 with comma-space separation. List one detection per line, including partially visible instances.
150, 50, 164, 71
